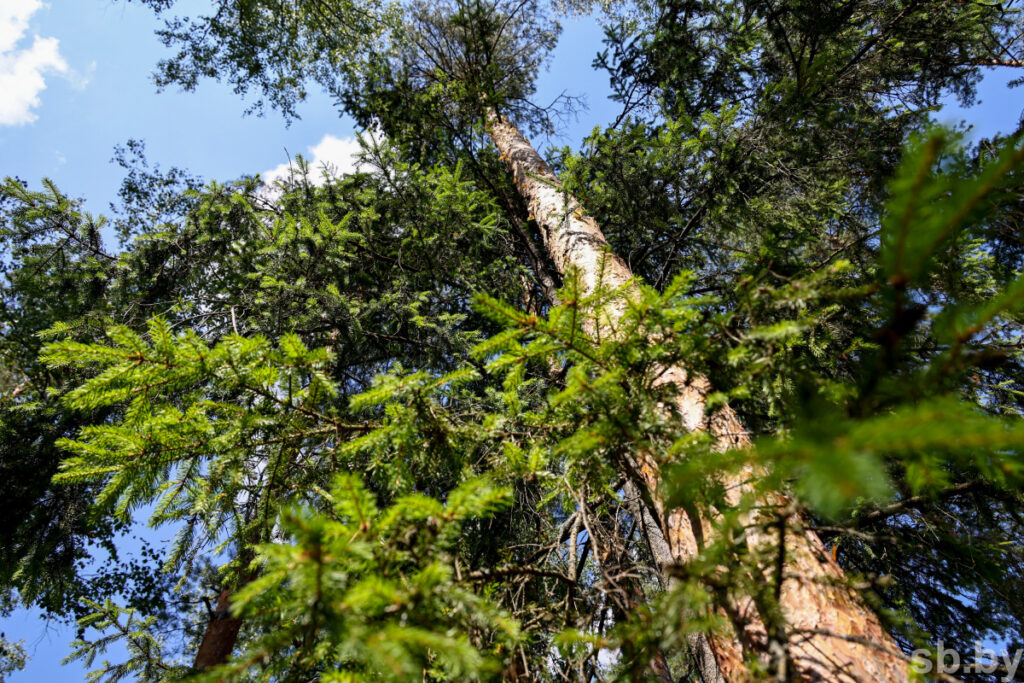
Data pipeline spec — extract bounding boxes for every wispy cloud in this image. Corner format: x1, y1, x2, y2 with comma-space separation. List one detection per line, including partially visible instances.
0, 0, 69, 126
261, 134, 365, 187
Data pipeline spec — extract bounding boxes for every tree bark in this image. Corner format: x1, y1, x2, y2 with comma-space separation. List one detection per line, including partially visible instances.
485, 108, 908, 682
193, 587, 244, 670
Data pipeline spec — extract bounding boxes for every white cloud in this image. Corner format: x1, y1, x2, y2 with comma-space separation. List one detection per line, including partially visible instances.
261, 134, 365, 187
0, 0, 69, 126
66, 59, 95, 91
0, 0, 40, 53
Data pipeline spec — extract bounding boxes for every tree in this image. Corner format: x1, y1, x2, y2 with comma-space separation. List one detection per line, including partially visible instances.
3, 0, 1024, 681
0, 170, 181, 628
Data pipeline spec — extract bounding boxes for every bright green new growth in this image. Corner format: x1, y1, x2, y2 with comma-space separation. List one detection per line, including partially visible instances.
4, 0, 1024, 679
34, 129, 1024, 678
64, 476, 517, 682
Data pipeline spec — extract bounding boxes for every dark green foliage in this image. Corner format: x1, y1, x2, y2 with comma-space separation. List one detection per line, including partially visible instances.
129, 0, 395, 120
3, 137, 545, 677
338, 0, 564, 159
4, 0, 1024, 679
0, 178, 163, 621
547, 1, 1024, 671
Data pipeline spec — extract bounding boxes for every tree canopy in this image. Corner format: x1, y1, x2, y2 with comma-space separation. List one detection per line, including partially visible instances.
3, 0, 1024, 681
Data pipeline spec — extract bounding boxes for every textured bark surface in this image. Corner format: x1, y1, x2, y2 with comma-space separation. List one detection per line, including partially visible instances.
486, 109, 908, 682
193, 587, 244, 670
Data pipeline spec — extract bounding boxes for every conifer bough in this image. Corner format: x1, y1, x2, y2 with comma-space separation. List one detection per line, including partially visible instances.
8, 0, 1022, 679
485, 107, 908, 682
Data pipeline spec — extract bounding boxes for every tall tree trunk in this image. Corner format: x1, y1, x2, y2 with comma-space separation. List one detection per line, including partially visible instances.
193, 587, 244, 669
485, 109, 908, 682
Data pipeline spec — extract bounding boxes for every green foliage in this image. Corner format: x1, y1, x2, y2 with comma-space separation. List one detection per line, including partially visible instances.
131, 0, 399, 121
0, 176, 172, 621
0, 633, 27, 680
3, 135, 534, 676
463, 130, 1024, 668
41, 322, 341, 563
66, 476, 518, 682
341, 0, 564, 150
217, 475, 517, 681
65, 599, 186, 683
880, 130, 1024, 290
5, 0, 1024, 679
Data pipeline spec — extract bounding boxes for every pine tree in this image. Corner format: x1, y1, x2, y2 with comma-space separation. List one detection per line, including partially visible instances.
3, 0, 1024, 681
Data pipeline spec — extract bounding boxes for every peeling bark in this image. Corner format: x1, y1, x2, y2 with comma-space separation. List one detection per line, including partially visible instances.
486, 109, 908, 682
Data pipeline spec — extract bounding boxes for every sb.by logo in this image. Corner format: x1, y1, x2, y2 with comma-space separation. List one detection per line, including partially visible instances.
909, 642, 1021, 682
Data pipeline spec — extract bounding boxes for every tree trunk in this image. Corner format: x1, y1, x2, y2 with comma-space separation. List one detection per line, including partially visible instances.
193, 587, 244, 670
485, 109, 908, 682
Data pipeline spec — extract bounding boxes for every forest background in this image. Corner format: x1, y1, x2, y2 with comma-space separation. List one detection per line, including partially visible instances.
8, 5, 622, 678
2, 0, 1024, 680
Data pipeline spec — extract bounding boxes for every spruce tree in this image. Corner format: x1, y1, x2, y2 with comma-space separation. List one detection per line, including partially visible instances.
2, 0, 1024, 681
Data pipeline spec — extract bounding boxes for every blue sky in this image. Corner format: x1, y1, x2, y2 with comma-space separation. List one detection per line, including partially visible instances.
0, 1, 618, 221
1, 1, 1022, 680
